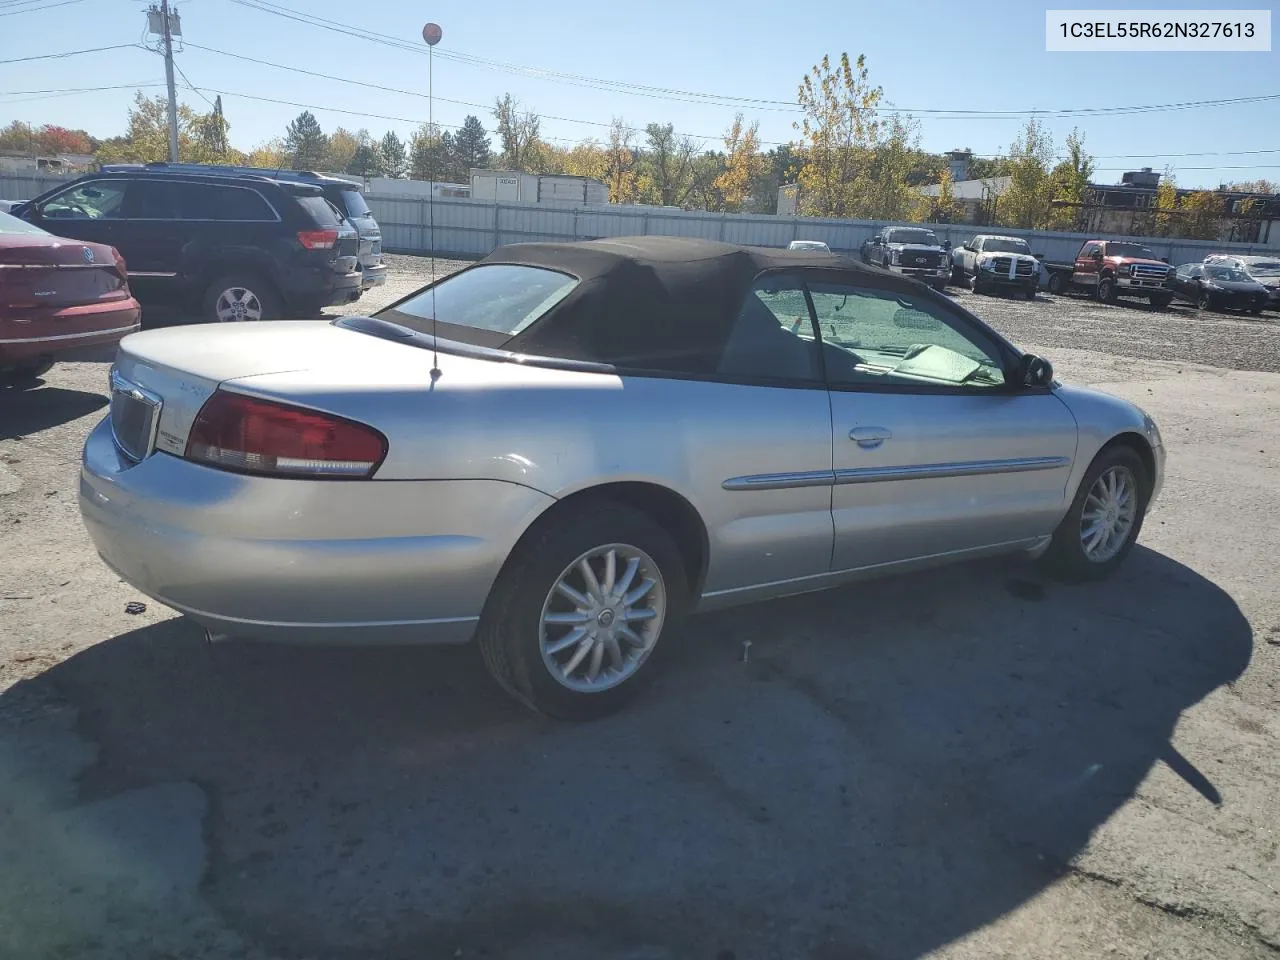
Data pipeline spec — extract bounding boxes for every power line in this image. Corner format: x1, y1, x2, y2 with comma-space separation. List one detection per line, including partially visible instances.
0, 43, 144, 66
0, 0, 88, 16
171, 59, 217, 110
225, 0, 1280, 121
0, 83, 165, 97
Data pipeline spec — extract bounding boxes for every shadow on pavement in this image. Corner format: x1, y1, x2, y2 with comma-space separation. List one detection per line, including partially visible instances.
8, 545, 1251, 959
0, 386, 106, 440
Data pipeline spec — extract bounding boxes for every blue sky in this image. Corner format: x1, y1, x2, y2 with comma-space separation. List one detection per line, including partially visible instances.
1, 0, 1277, 188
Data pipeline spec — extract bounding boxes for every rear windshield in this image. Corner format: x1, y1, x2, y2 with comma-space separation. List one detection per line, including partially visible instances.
378, 264, 579, 343
1246, 261, 1280, 277
295, 195, 342, 227
0, 210, 47, 235
337, 188, 372, 218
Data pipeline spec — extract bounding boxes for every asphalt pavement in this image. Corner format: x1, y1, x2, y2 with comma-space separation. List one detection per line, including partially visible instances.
1, 258, 1277, 960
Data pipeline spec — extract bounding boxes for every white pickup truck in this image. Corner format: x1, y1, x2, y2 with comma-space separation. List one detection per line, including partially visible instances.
951, 234, 1042, 299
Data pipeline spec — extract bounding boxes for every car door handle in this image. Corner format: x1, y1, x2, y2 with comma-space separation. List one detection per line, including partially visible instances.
849, 426, 892, 448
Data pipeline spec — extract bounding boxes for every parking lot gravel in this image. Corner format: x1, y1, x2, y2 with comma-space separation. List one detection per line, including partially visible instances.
1, 253, 1278, 960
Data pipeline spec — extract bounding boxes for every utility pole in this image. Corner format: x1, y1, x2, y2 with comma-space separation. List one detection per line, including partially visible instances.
147, 2, 181, 161
160, 0, 179, 162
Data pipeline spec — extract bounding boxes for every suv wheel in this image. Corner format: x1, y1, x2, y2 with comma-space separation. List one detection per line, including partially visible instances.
477, 500, 688, 720
1097, 276, 1117, 302
203, 274, 279, 323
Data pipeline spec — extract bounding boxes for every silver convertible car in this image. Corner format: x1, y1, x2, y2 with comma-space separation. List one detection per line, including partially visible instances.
81, 237, 1164, 718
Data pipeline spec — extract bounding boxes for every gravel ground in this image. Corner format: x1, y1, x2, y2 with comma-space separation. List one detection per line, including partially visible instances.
1, 254, 1278, 960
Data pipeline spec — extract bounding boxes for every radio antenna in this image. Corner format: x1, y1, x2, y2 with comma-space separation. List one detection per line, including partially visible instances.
423, 21, 443, 382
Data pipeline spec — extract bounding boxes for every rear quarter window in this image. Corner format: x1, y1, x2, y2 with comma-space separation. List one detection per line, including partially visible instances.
334, 188, 372, 218
295, 195, 342, 227
180, 183, 276, 221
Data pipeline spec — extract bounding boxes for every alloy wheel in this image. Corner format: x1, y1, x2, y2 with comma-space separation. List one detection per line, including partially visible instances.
1079, 465, 1138, 563
214, 286, 264, 322
538, 543, 666, 693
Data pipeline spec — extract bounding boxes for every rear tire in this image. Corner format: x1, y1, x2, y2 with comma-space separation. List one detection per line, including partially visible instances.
1042, 446, 1149, 582
0, 357, 54, 387
477, 500, 689, 720
1047, 272, 1066, 295
201, 273, 280, 324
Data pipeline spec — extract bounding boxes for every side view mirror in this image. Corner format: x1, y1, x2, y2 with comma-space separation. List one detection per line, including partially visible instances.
942, 240, 952, 250
1091, 251, 1104, 261
1160, 257, 1170, 264
1033, 252, 1045, 259
1019, 354, 1054, 388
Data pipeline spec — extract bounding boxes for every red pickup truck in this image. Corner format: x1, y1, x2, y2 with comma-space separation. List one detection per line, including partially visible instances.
1042, 240, 1175, 309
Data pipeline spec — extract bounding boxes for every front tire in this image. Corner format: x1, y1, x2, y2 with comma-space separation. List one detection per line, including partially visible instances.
477, 500, 688, 720
201, 273, 280, 324
1043, 446, 1148, 582
1197, 291, 1213, 312
1097, 276, 1117, 302
1024, 284, 1037, 301
970, 272, 985, 294
1149, 294, 1173, 310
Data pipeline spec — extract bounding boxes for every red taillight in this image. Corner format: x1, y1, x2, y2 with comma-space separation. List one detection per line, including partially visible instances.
185, 391, 387, 478
297, 229, 339, 250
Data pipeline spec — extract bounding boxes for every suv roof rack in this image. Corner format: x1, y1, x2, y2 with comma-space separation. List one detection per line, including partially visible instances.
97, 161, 362, 187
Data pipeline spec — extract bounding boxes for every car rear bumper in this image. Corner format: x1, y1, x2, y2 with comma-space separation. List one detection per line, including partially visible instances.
360, 262, 388, 289
280, 266, 363, 311
78, 416, 555, 644
0, 298, 141, 362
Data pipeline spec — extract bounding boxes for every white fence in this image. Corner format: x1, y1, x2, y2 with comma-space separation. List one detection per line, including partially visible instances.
4, 171, 1276, 264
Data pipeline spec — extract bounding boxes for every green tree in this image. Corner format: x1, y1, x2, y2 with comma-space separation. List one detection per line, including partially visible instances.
493, 94, 544, 172
346, 129, 382, 177
246, 138, 288, 169
450, 115, 492, 180
637, 122, 697, 207
408, 123, 448, 181
284, 110, 328, 170
379, 130, 408, 178
995, 118, 1056, 229
861, 114, 925, 221
713, 113, 765, 213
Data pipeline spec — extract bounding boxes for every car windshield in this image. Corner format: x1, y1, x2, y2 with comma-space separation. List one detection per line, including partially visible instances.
338, 187, 373, 218
887, 228, 938, 245
0, 210, 48, 236
377, 264, 579, 340
982, 238, 1030, 254
1206, 265, 1249, 282
790, 241, 829, 251
1106, 242, 1158, 259
1244, 260, 1280, 277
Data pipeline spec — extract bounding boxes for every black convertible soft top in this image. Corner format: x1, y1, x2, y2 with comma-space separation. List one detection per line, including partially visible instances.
482, 236, 905, 372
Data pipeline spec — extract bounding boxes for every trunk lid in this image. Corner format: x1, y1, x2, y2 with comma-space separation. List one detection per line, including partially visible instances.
0, 236, 128, 310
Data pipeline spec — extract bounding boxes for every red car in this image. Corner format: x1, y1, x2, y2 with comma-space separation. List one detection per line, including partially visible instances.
0, 209, 140, 386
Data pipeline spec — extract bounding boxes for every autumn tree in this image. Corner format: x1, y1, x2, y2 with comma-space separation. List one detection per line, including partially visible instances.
380, 130, 408, 178
1180, 190, 1225, 240
926, 167, 963, 223
793, 53, 881, 218
714, 113, 766, 212
326, 127, 359, 173
749, 144, 801, 214
558, 140, 608, 181
284, 110, 328, 170
493, 94, 544, 171
602, 118, 639, 204
995, 118, 1056, 229
245, 139, 288, 169
1222, 179, 1278, 194
1048, 128, 1094, 231
96, 92, 236, 165
0, 121, 94, 156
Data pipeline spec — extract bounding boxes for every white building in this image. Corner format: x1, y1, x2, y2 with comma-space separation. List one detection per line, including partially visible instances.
470, 170, 609, 206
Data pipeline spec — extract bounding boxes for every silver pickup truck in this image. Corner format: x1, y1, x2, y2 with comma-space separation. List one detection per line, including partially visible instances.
952, 234, 1041, 299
